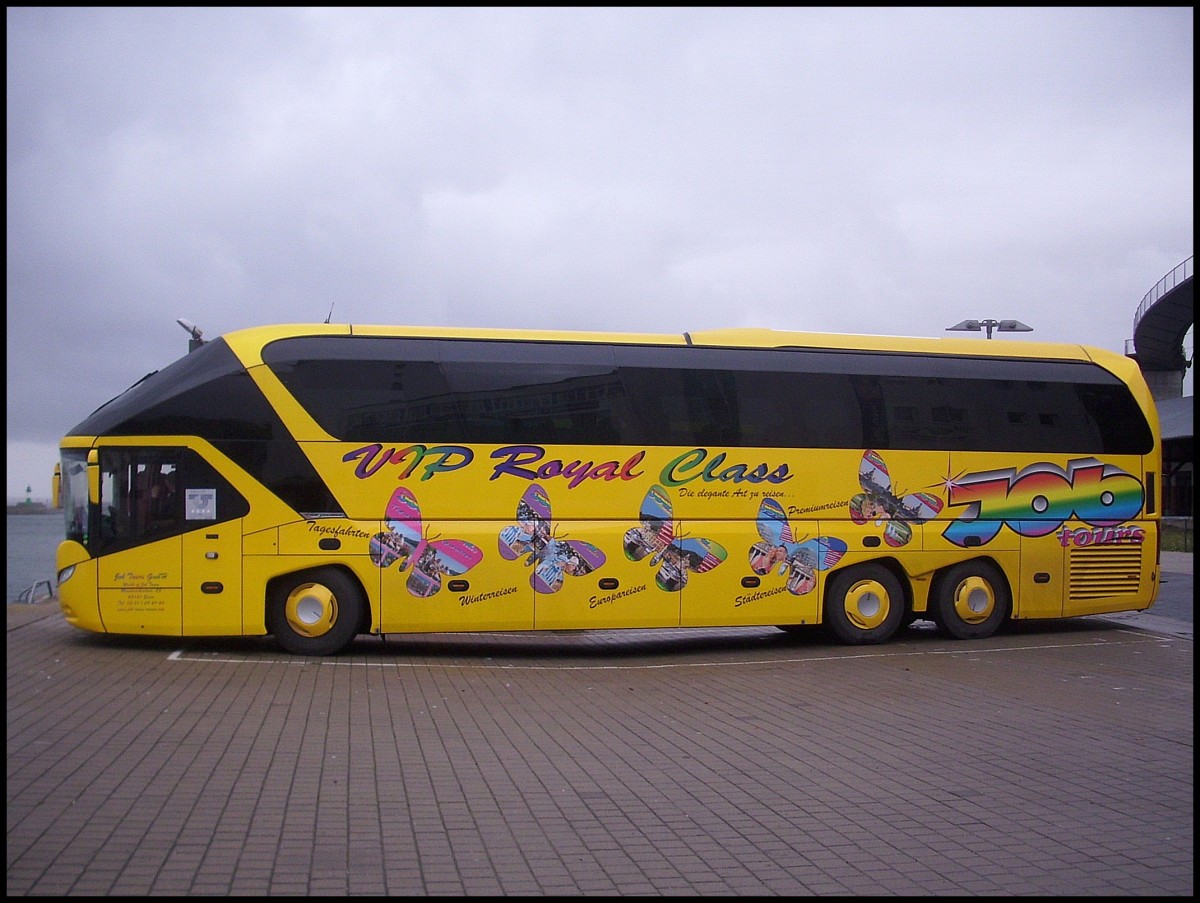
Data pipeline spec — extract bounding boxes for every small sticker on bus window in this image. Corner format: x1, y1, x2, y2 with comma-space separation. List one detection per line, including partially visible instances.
185, 488, 217, 520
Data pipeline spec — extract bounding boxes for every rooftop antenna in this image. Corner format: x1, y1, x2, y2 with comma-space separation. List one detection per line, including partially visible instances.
324, 303, 334, 324
177, 318, 206, 352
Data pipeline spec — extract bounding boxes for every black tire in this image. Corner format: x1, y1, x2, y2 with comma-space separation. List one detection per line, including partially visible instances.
930, 560, 1011, 640
266, 568, 364, 655
823, 563, 906, 645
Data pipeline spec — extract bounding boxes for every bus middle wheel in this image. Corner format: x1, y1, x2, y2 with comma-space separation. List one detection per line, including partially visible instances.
823, 563, 906, 645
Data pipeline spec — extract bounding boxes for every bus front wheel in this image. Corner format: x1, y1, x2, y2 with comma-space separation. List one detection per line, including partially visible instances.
267, 569, 364, 656
823, 564, 905, 645
931, 561, 1010, 640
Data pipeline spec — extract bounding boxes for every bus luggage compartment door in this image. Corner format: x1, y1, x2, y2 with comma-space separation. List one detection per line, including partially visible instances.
534, 520, 681, 630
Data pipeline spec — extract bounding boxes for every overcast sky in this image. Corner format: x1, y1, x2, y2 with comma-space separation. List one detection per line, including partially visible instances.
6, 7, 1194, 502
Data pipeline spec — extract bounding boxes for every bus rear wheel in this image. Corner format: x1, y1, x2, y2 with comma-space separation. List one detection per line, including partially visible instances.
267, 569, 364, 656
931, 561, 1010, 640
823, 563, 905, 645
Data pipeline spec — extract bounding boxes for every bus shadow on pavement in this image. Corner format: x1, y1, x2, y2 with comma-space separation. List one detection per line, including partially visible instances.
60, 613, 1145, 663
346, 616, 1137, 662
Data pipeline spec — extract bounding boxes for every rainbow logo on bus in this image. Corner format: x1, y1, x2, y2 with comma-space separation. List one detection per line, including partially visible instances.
942, 457, 1144, 547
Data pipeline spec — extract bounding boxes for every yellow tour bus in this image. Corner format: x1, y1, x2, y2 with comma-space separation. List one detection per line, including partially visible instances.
54, 323, 1162, 655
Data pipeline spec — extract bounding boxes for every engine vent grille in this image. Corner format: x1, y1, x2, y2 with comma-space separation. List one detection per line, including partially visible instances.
1068, 545, 1144, 602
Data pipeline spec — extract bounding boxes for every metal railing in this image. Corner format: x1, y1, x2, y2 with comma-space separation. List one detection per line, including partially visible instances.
16, 580, 55, 604
1133, 255, 1193, 332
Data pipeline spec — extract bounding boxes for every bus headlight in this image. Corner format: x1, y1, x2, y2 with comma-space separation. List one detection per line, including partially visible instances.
57, 564, 76, 585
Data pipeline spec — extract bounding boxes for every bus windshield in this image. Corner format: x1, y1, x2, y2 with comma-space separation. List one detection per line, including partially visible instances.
60, 449, 89, 545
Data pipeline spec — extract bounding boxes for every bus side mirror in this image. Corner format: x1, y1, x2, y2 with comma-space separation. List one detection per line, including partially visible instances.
87, 449, 100, 505
52, 463, 62, 509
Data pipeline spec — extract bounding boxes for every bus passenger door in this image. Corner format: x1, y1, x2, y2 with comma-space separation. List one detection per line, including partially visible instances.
95, 450, 184, 635
182, 523, 244, 635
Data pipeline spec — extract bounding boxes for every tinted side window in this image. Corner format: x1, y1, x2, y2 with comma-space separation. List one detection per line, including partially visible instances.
262, 336, 1153, 455
267, 337, 631, 445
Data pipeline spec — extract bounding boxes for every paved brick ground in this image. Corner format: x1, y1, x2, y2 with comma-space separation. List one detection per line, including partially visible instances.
7, 557, 1193, 895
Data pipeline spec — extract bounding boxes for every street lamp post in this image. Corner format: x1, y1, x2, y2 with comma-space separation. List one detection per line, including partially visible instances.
946, 319, 1033, 339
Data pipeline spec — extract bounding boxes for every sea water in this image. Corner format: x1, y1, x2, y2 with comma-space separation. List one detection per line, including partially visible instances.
7, 513, 62, 602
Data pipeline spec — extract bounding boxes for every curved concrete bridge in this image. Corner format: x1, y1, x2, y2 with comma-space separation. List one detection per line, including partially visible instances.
1130, 256, 1193, 398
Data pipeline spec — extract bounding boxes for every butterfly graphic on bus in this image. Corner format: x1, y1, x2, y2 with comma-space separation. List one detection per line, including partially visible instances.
624, 484, 727, 592
749, 498, 847, 595
498, 484, 606, 594
849, 449, 944, 547
369, 487, 484, 598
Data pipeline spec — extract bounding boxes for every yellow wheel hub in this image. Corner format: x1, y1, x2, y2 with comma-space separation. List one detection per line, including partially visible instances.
285, 582, 338, 638
952, 576, 995, 625
843, 579, 891, 631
